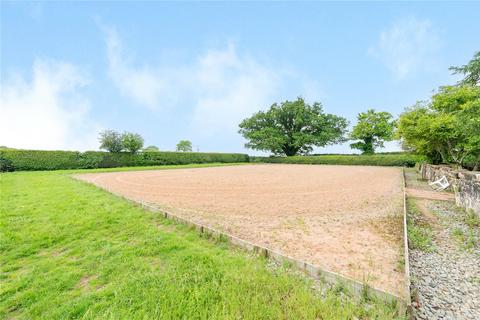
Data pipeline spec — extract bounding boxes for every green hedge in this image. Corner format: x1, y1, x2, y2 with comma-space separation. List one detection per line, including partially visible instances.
251, 153, 425, 167
0, 149, 249, 172
0, 149, 425, 172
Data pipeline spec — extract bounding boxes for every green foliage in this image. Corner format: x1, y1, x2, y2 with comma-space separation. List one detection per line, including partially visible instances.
251, 153, 423, 167
397, 85, 480, 167
143, 145, 159, 152
176, 140, 193, 152
0, 154, 14, 172
239, 97, 348, 156
121, 132, 144, 154
449, 51, 480, 86
406, 199, 434, 252
0, 149, 83, 171
0, 170, 402, 319
99, 130, 123, 153
350, 109, 395, 154
0, 149, 249, 171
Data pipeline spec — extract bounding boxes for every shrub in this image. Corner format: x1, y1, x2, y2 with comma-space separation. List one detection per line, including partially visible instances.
0, 149, 82, 171
0, 154, 14, 172
0, 149, 249, 171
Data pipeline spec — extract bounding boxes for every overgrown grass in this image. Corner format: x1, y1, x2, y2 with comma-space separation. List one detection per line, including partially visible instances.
465, 209, 480, 229
454, 209, 480, 250
0, 167, 404, 319
406, 199, 435, 252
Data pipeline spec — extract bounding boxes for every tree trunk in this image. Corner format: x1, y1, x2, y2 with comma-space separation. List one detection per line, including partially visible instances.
283, 145, 299, 156
362, 137, 374, 154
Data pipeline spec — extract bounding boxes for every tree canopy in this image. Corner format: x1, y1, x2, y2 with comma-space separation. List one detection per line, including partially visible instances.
99, 130, 123, 153
349, 109, 395, 154
449, 51, 480, 86
122, 132, 144, 154
99, 130, 144, 154
397, 85, 480, 167
239, 98, 348, 156
176, 140, 192, 152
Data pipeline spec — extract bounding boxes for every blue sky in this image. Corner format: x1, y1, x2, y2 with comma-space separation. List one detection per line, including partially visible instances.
1, 1, 479, 154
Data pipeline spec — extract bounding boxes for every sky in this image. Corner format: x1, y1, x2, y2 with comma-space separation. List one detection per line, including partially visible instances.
1, 1, 479, 154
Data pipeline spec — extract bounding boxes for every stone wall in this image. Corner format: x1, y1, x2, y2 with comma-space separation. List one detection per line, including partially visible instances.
420, 164, 480, 215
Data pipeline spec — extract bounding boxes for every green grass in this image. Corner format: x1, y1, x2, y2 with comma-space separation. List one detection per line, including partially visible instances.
465, 209, 480, 229
0, 166, 404, 319
406, 199, 435, 252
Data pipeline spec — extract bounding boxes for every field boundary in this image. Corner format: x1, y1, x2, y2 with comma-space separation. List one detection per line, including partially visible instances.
402, 168, 413, 318
71, 168, 411, 315
73, 172, 409, 314
141, 201, 406, 310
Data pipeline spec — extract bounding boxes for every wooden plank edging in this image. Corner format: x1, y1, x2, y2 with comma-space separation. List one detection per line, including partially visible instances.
137, 201, 406, 310
402, 168, 413, 318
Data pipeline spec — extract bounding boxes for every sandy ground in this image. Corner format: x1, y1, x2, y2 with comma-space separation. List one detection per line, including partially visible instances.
75, 164, 405, 296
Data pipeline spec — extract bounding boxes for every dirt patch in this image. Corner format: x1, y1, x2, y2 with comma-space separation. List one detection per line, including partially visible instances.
75, 164, 405, 297
415, 200, 441, 229
76, 275, 98, 291
406, 188, 455, 202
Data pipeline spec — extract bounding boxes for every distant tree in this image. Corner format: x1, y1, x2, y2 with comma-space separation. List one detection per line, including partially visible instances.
449, 51, 480, 86
239, 97, 348, 156
143, 145, 159, 152
122, 132, 144, 154
176, 140, 192, 152
349, 109, 395, 154
99, 130, 123, 153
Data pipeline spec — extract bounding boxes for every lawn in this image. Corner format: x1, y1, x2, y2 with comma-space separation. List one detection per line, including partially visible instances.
0, 164, 404, 319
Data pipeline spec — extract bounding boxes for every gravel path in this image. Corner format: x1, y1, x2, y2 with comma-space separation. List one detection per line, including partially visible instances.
406, 170, 480, 319
410, 239, 480, 319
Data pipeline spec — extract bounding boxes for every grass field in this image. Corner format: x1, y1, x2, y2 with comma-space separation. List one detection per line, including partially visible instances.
0, 164, 404, 319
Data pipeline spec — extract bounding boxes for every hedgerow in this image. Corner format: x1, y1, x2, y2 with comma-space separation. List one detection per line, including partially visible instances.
0, 149, 249, 172
250, 153, 425, 167
0, 149, 424, 172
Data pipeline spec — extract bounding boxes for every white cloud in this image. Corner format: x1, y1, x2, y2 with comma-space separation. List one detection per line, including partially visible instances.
105, 27, 175, 109
0, 60, 101, 150
369, 17, 442, 79
190, 44, 281, 135
103, 26, 313, 142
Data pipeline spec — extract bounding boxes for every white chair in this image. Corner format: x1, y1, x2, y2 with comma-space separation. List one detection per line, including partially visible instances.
428, 176, 450, 191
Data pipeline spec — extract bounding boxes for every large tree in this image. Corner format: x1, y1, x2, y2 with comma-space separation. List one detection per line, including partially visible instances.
349, 109, 395, 154
449, 51, 480, 86
397, 85, 480, 167
238, 98, 348, 156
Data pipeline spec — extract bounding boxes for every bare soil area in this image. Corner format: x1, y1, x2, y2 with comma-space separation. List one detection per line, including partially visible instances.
75, 164, 405, 296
